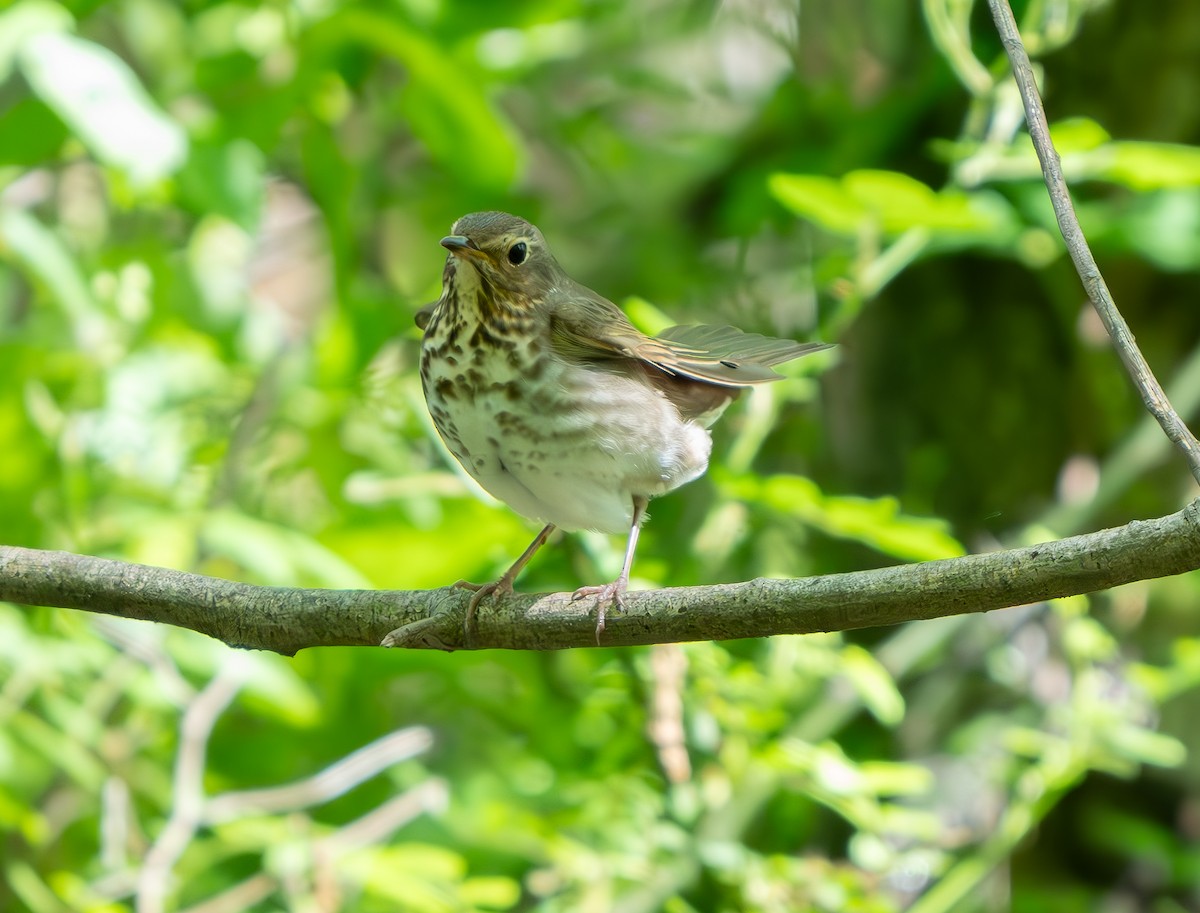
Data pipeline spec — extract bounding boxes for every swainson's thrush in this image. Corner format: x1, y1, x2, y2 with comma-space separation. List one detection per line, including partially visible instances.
419, 212, 829, 640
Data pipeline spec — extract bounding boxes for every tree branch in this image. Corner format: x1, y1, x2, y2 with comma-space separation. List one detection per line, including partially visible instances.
2, 499, 1198, 654
987, 0, 1200, 485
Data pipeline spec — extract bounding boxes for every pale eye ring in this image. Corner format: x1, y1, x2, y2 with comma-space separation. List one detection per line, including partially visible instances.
507, 241, 528, 265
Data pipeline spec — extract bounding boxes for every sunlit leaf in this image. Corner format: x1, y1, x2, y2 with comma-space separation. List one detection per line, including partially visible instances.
20, 31, 187, 185
342, 843, 466, 908
5, 861, 64, 913
1048, 117, 1111, 153
770, 169, 1019, 242
1061, 616, 1117, 663
844, 170, 1013, 234
1104, 725, 1186, 769
749, 474, 965, 562
1101, 141, 1200, 190
460, 875, 522, 908
768, 173, 870, 235
857, 760, 933, 797
840, 644, 905, 726
817, 495, 965, 561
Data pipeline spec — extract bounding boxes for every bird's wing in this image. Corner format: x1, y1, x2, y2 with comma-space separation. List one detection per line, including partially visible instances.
653, 324, 833, 386
547, 284, 831, 388
414, 300, 438, 330
546, 284, 676, 366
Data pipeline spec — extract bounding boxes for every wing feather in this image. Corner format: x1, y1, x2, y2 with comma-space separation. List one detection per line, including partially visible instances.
546, 283, 832, 390
652, 325, 832, 386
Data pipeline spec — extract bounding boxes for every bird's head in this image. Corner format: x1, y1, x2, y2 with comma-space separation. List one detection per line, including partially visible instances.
439, 211, 562, 307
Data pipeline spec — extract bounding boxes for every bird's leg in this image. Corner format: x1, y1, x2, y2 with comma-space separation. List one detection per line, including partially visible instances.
572, 496, 648, 642
457, 523, 555, 642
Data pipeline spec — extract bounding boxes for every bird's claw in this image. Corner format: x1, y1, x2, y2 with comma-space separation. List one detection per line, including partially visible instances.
571, 581, 628, 643
455, 578, 513, 645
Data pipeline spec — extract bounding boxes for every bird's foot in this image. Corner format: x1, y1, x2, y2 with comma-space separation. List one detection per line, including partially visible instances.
454, 578, 514, 645
571, 580, 628, 644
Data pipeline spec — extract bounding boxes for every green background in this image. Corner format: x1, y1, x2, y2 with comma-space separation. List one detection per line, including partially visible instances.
2, 0, 1200, 910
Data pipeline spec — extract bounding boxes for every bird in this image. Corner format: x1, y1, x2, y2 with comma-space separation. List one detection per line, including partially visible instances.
417, 211, 830, 642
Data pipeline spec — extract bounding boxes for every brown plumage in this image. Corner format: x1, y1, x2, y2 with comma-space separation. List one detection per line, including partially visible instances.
418, 211, 830, 641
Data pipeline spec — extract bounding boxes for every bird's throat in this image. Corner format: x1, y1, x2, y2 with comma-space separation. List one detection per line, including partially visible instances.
439, 260, 533, 329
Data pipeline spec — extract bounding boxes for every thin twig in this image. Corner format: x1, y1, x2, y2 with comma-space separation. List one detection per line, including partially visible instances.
136, 662, 247, 913
204, 727, 433, 823
647, 645, 691, 784
987, 0, 1200, 486
174, 780, 448, 913
138, 719, 436, 912
175, 874, 277, 913
315, 779, 448, 853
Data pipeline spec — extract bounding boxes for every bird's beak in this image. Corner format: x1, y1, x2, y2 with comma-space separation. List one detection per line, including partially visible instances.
441, 235, 488, 261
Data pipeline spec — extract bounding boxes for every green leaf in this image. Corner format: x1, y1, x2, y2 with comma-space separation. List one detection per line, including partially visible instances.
342, 843, 467, 908
752, 475, 966, 562
1003, 726, 1065, 760
177, 139, 266, 231
4, 861, 65, 913
1061, 616, 1117, 663
1104, 725, 1186, 769
818, 494, 965, 561
460, 876, 522, 909
840, 644, 906, 726
844, 170, 946, 228
20, 31, 187, 185
857, 760, 933, 797
1048, 117, 1112, 154
311, 9, 521, 192
1117, 189, 1200, 270
1101, 141, 1200, 190
935, 116, 1200, 194
768, 172, 870, 235
808, 742, 863, 796
770, 169, 1019, 241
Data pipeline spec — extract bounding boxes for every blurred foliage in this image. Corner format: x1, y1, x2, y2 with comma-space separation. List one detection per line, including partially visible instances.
1, 0, 1200, 910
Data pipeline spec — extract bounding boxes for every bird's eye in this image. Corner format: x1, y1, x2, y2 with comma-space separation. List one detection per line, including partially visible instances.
507, 241, 528, 266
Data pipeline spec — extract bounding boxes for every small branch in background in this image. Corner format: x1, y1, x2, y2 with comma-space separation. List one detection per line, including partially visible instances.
173, 781, 447, 913
175, 875, 277, 913
316, 779, 449, 854
922, 0, 993, 96
132, 701, 438, 913
647, 645, 692, 784
204, 727, 434, 823
136, 662, 247, 913
987, 0, 1200, 486
100, 777, 132, 873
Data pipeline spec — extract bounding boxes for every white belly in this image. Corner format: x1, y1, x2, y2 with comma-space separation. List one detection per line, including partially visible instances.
422, 342, 711, 534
